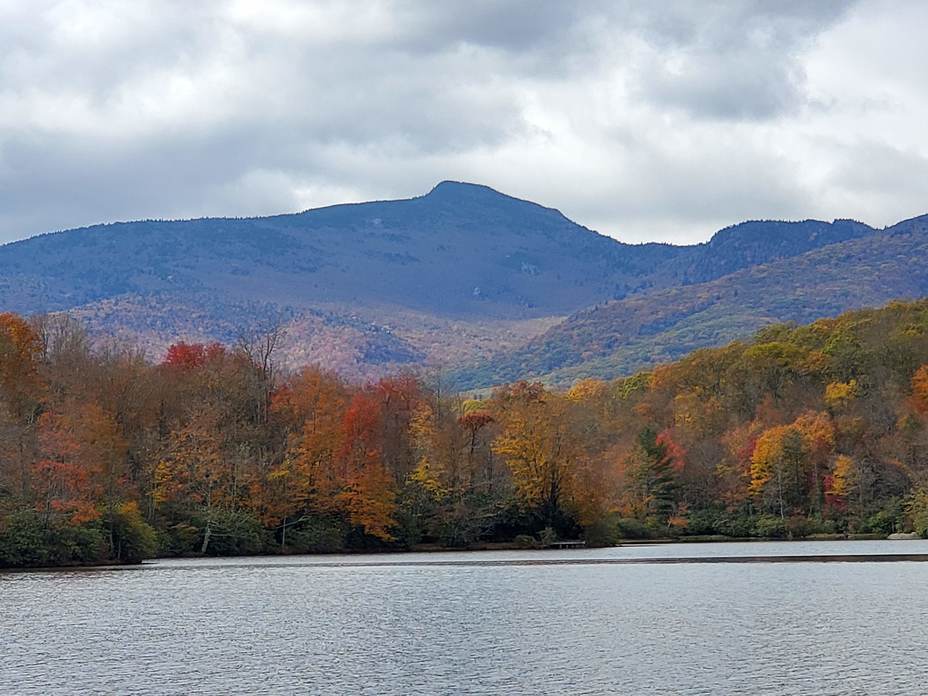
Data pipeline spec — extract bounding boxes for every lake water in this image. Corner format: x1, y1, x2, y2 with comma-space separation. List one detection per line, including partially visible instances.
4, 540, 928, 695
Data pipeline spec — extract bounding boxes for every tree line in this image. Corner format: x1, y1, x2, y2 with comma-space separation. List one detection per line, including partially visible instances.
2, 299, 928, 566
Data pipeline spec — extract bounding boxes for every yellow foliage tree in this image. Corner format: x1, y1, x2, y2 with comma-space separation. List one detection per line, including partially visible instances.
828, 454, 856, 499
751, 412, 835, 518
566, 378, 607, 403
492, 384, 578, 527
824, 379, 858, 410
340, 463, 397, 541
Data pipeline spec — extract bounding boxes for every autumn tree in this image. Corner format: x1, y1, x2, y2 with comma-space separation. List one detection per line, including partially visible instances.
336, 389, 398, 541
157, 405, 226, 553
267, 368, 348, 545
0, 313, 45, 501
491, 382, 580, 532
750, 412, 835, 519
625, 428, 681, 527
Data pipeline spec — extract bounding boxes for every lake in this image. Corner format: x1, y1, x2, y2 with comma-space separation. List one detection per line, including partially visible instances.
4, 540, 928, 695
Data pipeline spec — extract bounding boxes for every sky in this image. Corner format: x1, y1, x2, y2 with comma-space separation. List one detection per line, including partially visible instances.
1, 0, 926, 246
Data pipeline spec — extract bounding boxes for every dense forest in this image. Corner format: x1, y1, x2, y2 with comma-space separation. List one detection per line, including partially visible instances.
2, 299, 928, 567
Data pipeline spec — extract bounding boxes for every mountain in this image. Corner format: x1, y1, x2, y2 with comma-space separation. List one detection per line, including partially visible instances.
0, 181, 884, 378
0, 181, 658, 317
452, 214, 928, 388
665, 218, 874, 284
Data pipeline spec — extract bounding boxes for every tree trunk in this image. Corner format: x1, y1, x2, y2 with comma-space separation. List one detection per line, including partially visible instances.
776, 466, 786, 521
200, 523, 212, 555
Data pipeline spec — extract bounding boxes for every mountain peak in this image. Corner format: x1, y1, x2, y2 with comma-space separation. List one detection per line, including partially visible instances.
422, 181, 573, 225
426, 180, 510, 200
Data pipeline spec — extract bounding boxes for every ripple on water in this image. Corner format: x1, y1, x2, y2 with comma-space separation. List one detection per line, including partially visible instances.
3, 542, 928, 695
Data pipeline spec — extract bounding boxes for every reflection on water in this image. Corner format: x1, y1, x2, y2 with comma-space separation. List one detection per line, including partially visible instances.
3, 541, 928, 695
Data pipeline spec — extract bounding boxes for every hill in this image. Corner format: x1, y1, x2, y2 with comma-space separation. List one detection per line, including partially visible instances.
0, 181, 876, 378
452, 214, 928, 388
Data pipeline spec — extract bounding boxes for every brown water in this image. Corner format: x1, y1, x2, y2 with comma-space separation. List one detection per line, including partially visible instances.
3, 540, 928, 694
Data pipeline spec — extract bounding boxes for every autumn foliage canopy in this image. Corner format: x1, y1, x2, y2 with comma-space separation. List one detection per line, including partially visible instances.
3, 300, 928, 566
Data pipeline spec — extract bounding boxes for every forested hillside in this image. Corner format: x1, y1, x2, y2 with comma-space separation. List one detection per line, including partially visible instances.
454, 214, 928, 388
3, 300, 928, 566
0, 182, 878, 380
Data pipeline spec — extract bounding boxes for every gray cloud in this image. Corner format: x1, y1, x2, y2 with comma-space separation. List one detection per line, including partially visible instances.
628, 1, 854, 120
0, 0, 925, 246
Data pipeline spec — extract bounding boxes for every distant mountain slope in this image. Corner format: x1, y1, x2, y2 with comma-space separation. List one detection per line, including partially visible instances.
0, 181, 879, 377
452, 215, 928, 388
0, 181, 664, 319
667, 218, 874, 284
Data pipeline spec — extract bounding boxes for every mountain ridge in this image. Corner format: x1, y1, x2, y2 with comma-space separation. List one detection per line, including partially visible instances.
451, 214, 928, 388
0, 181, 913, 381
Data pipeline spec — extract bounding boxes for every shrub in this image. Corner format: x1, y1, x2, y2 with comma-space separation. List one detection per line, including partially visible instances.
583, 516, 620, 547
754, 514, 788, 539
0, 511, 109, 567
860, 498, 904, 535
0, 511, 52, 567
105, 502, 158, 563
286, 516, 348, 553
905, 491, 928, 537
538, 526, 557, 546
683, 509, 720, 536
196, 508, 266, 556
713, 512, 757, 538
785, 515, 817, 539
160, 507, 267, 556
616, 518, 654, 539
55, 523, 108, 564
157, 522, 201, 556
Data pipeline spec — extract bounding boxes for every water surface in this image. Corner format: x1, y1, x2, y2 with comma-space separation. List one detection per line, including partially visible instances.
3, 541, 927, 695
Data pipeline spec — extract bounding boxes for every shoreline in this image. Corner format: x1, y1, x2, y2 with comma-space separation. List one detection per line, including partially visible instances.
2, 534, 918, 573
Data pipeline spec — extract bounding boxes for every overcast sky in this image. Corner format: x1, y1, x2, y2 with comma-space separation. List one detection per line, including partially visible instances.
1, 0, 926, 245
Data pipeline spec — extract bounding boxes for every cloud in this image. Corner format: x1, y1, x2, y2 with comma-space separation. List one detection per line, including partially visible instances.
627, 1, 853, 121
0, 0, 925, 246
